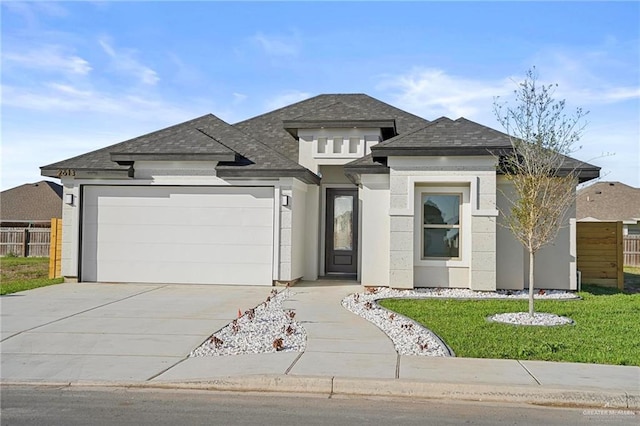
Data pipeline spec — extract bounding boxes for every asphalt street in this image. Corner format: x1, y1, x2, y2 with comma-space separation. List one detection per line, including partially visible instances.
1, 385, 637, 426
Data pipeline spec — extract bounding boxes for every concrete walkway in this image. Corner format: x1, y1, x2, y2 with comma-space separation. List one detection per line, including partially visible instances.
1, 281, 638, 409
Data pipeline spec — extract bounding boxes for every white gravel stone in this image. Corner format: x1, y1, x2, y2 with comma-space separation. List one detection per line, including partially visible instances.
341, 287, 578, 357
191, 285, 577, 358
341, 290, 452, 357
488, 312, 574, 326
190, 288, 306, 357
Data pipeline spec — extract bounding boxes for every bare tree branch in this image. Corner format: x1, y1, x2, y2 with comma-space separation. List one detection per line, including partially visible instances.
493, 67, 587, 316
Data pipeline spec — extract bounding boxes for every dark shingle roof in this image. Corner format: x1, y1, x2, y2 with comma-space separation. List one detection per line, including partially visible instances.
1, 181, 62, 222
577, 181, 640, 222
234, 94, 430, 161
290, 101, 392, 121
110, 116, 236, 161
40, 115, 226, 175
39, 93, 598, 185
366, 116, 600, 182
41, 114, 319, 183
372, 117, 513, 155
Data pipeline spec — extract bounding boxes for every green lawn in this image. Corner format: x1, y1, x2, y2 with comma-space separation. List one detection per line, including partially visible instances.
379, 285, 640, 366
0, 257, 64, 295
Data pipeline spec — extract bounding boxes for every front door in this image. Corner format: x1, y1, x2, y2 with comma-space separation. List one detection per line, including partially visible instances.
325, 188, 358, 274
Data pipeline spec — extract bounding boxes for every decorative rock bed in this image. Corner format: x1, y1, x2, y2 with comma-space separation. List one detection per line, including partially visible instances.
190, 288, 306, 357
190, 286, 578, 358
341, 287, 578, 357
488, 312, 574, 326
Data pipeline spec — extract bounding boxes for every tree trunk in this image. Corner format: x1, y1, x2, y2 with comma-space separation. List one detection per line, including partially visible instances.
528, 250, 535, 317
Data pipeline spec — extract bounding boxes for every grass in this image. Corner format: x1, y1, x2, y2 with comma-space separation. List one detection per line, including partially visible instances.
0, 257, 64, 295
379, 284, 640, 366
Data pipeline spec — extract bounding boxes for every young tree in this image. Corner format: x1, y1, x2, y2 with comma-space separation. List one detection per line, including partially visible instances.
493, 68, 587, 316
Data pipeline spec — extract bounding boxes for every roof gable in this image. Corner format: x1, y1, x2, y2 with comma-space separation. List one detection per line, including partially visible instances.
372, 117, 513, 156
577, 181, 640, 222
110, 115, 236, 162
41, 114, 319, 183
234, 93, 430, 161
1, 181, 62, 222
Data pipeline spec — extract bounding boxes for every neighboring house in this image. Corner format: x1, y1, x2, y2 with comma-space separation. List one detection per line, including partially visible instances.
40, 94, 600, 289
577, 181, 640, 235
0, 181, 63, 227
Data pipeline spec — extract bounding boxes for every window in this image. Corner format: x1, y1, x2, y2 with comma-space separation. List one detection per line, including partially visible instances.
348, 137, 360, 154
333, 137, 344, 154
317, 137, 328, 154
422, 194, 461, 259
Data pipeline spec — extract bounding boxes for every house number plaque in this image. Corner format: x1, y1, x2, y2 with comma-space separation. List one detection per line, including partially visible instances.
56, 169, 76, 177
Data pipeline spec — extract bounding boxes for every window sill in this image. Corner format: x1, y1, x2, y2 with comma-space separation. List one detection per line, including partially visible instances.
415, 258, 469, 268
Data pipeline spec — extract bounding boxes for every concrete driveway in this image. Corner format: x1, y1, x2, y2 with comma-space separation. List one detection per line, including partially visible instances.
0, 282, 272, 382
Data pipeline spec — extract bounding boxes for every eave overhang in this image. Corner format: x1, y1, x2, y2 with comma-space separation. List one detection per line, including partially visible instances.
370, 145, 511, 160
40, 167, 134, 179
110, 152, 236, 163
216, 168, 321, 185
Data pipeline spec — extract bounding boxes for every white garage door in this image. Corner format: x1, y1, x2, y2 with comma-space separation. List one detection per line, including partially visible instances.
81, 186, 274, 285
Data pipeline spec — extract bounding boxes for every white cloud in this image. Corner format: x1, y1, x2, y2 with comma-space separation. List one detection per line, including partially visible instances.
526, 47, 640, 106
3, 45, 92, 75
377, 68, 512, 120
264, 90, 312, 110
377, 62, 639, 187
253, 32, 300, 56
233, 92, 248, 104
2, 1, 68, 28
1, 82, 201, 124
98, 37, 159, 85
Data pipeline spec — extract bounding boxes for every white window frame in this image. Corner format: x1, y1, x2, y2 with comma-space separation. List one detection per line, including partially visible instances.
414, 184, 471, 268
421, 192, 462, 260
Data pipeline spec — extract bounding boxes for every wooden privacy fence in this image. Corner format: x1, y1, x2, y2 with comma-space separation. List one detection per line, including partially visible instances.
0, 226, 51, 257
576, 221, 623, 289
49, 218, 63, 278
624, 235, 640, 267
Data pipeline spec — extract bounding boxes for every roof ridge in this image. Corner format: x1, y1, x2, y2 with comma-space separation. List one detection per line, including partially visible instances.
197, 119, 309, 171
375, 116, 450, 147
41, 114, 215, 168
233, 94, 323, 126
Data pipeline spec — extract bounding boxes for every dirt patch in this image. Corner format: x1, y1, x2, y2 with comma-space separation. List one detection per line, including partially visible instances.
624, 267, 640, 294
0, 258, 50, 282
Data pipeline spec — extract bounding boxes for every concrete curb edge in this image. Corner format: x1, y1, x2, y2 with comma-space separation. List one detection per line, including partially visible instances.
2, 376, 637, 410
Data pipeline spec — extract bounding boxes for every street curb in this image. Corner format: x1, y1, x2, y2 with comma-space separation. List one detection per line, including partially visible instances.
331, 377, 636, 409
3, 376, 637, 410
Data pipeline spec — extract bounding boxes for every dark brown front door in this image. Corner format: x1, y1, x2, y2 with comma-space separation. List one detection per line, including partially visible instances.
325, 188, 358, 274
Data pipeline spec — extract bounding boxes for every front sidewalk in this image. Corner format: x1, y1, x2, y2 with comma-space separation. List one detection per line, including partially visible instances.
1, 281, 638, 409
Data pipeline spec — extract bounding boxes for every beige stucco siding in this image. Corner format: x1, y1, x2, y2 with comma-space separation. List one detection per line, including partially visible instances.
360, 174, 390, 287
496, 177, 577, 290
387, 156, 499, 290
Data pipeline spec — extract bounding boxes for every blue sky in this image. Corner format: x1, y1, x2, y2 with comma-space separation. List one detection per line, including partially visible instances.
2, 1, 639, 191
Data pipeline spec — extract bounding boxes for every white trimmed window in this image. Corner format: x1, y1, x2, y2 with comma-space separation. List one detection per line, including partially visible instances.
421, 193, 461, 259
317, 137, 328, 154
332, 137, 344, 154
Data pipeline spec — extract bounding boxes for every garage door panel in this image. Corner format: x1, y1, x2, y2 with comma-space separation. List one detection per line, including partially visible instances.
89, 242, 272, 264
85, 206, 273, 228
83, 224, 273, 246
94, 261, 271, 285
82, 186, 274, 285
84, 186, 271, 207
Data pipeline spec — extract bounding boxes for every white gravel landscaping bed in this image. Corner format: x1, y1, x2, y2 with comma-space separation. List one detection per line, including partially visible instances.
190, 286, 577, 358
488, 312, 574, 326
341, 287, 578, 357
190, 288, 306, 357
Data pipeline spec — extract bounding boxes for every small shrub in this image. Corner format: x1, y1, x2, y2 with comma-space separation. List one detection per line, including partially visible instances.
272, 338, 284, 351
209, 336, 224, 348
